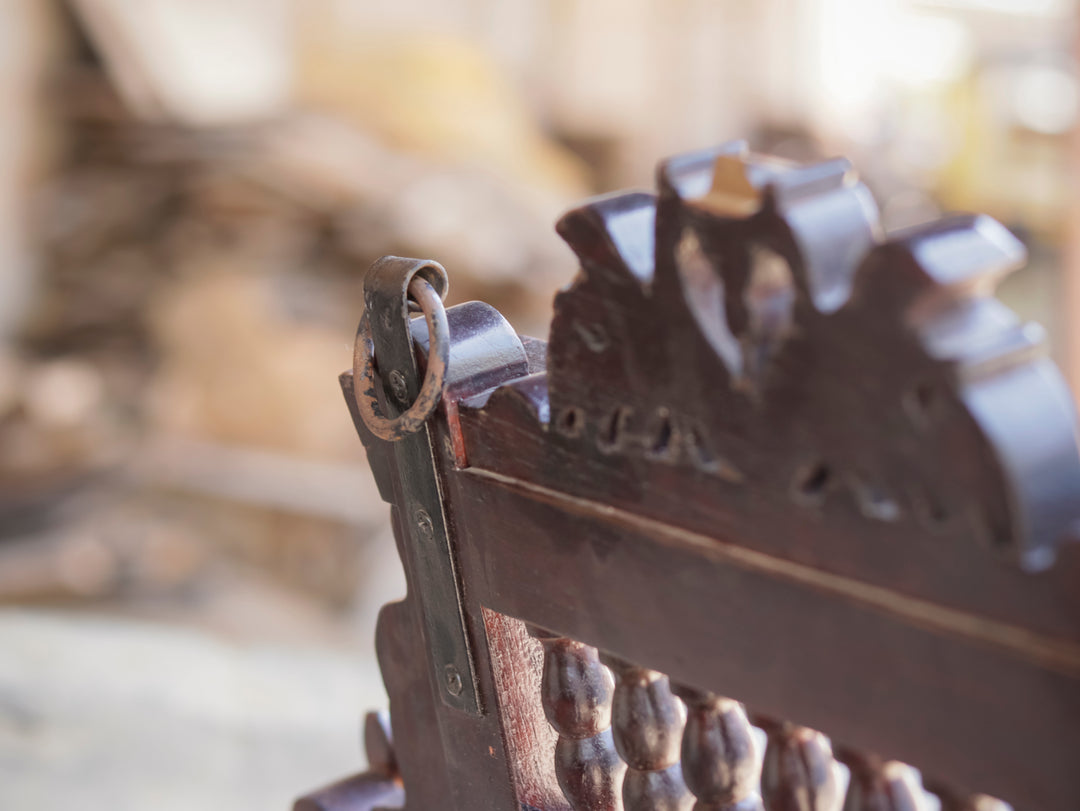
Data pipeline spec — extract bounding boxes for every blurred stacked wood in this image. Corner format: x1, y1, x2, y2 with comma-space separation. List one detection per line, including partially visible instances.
0, 0, 67, 343
1, 2, 589, 619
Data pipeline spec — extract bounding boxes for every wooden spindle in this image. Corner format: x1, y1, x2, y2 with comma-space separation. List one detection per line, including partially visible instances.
934, 792, 1012, 811
675, 687, 763, 811
604, 656, 693, 811
531, 627, 625, 811
760, 722, 842, 811
839, 753, 927, 811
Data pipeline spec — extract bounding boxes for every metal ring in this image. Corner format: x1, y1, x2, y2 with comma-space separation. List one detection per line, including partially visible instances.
353, 276, 449, 441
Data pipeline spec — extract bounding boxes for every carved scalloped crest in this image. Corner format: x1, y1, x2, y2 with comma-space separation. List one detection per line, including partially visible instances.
537, 142, 1080, 571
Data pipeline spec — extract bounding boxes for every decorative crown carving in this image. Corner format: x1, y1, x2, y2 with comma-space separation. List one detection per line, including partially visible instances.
478, 142, 1080, 573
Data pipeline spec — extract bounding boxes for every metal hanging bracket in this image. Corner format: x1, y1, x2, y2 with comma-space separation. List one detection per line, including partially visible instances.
354, 255, 481, 715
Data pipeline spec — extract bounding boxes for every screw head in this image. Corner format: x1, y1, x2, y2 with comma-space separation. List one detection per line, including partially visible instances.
388, 370, 408, 404
445, 664, 464, 697
415, 509, 434, 542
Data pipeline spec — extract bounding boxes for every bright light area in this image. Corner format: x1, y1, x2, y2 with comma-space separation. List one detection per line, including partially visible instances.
915, 0, 1075, 16
885, 14, 973, 88
812, 0, 975, 137
1014, 64, 1080, 134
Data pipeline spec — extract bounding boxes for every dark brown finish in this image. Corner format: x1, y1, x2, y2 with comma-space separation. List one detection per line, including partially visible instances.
363, 710, 397, 778
603, 656, 691, 811
293, 772, 404, 811
759, 724, 840, 811
294, 709, 405, 811
674, 689, 762, 811
301, 144, 1080, 811
839, 754, 924, 811
535, 628, 625, 811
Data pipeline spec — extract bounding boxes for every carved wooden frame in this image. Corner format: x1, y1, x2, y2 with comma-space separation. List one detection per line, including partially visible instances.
299, 144, 1080, 811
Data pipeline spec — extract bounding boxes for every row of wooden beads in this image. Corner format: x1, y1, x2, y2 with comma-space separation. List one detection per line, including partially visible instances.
531, 628, 626, 811
529, 627, 1010, 811
530, 627, 761, 811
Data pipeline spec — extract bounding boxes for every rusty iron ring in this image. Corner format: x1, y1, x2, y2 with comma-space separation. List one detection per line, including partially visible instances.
353, 276, 449, 441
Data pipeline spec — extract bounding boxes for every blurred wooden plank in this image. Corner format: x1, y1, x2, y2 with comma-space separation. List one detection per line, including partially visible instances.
67, 0, 291, 125
1067, 23, 1080, 396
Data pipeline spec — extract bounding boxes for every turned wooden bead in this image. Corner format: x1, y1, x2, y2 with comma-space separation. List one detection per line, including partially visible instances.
841, 756, 926, 811
555, 728, 628, 811
533, 630, 624, 811
608, 662, 685, 770
623, 764, 695, 811
605, 655, 692, 811
935, 794, 1011, 811
677, 689, 762, 811
541, 638, 615, 739
761, 725, 842, 811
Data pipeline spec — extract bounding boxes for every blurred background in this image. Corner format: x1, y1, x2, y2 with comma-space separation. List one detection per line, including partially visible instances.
0, 0, 1077, 808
